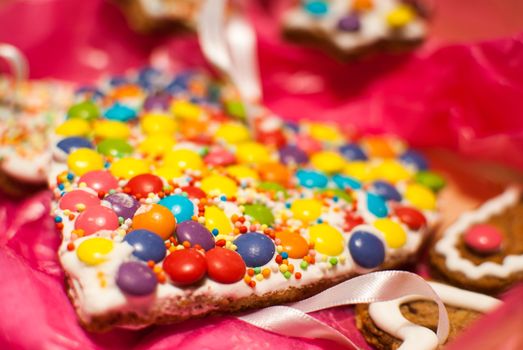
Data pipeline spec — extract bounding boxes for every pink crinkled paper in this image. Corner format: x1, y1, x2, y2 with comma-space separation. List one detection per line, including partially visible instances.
1, 0, 523, 349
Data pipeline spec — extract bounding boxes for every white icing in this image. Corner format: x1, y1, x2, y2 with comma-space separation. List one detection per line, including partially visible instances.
435, 186, 523, 279
369, 281, 501, 350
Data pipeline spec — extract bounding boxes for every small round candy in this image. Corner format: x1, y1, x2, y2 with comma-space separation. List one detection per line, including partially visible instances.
206, 247, 246, 284
236, 142, 271, 164
364, 137, 397, 158
387, 4, 414, 28
159, 195, 195, 223
296, 169, 328, 189
373, 160, 411, 183
126, 173, 163, 198
405, 183, 436, 210
244, 204, 275, 226
215, 122, 250, 144
343, 161, 375, 182
67, 148, 104, 176
259, 163, 290, 185
339, 144, 367, 161
74, 205, 119, 235
371, 180, 402, 202
59, 190, 100, 211
138, 135, 175, 158
200, 174, 238, 197
304, 0, 329, 16
181, 185, 206, 199
258, 181, 287, 196
234, 232, 276, 267
464, 224, 503, 254
176, 221, 215, 251
67, 101, 99, 121
308, 123, 341, 142
143, 94, 171, 111
57, 137, 93, 154
163, 248, 207, 285
204, 206, 233, 235
163, 149, 204, 172
399, 150, 428, 171
276, 231, 309, 259
97, 138, 133, 158
111, 84, 142, 99
55, 119, 91, 137
415, 171, 446, 193
203, 147, 236, 166
141, 113, 177, 135
76, 237, 113, 265
291, 199, 322, 222
93, 120, 131, 140
393, 206, 427, 230
348, 231, 385, 269
105, 192, 140, 220
116, 261, 158, 296
78, 170, 119, 193
104, 103, 136, 122
171, 100, 202, 120
279, 145, 308, 165
320, 188, 353, 203
226, 165, 259, 181
153, 165, 182, 180
123, 229, 167, 262
132, 204, 176, 240
332, 174, 362, 190
310, 151, 346, 174
295, 134, 322, 155
366, 192, 389, 218
338, 14, 360, 31
256, 129, 286, 148
373, 218, 407, 248
308, 223, 344, 256
110, 157, 149, 179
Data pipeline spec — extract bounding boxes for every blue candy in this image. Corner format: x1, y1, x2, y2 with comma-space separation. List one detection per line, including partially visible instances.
109, 76, 128, 87
74, 86, 104, 100
104, 103, 137, 122
348, 231, 385, 269
234, 232, 275, 267
339, 144, 368, 161
371, 181, 402, 202
304, 0, 329, 16
399, 150, 428, 171
296, 169, 328, 189
158, 195, 195, 223
57, 137, 93, 154
332, 174, 362, 190
367, 192, 388, 217
124, 229, 167, 263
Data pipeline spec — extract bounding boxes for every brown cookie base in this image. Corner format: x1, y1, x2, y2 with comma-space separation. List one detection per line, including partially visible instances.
0, 170, 46, 198
355, 300, 482, 350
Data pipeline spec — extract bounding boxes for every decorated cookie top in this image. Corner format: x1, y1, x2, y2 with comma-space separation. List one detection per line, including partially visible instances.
50, 67, 443, 319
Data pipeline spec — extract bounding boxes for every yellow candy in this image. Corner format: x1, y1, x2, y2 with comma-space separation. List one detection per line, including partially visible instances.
141, 113, 177, 135
204, 206, 233, 235
200, 174, 238, 197
163, 149, 203, 172
310, 151, 346, 174
215, 122, 251, 145
226, 165, 259, 181
373, 218, 407, 249
387, 5, 415, 28
308, 223, 344, 256
308, 123, 342, 143
373, 160, 412, 183
291, 199, 322, 222
138, 135, 175, 157
67, 149, 104, 176
110, 157, 149, 179
93, 120, 130, 139
236, 142, 271, 164
343, 161, 375, 182
55, 119, 91, 137
153, 165, 182, 180
405, 183, 436, 210
76, 237, 114, 265
170, 100, 202, 120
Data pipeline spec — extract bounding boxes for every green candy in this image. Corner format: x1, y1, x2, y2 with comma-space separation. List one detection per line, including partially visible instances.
67, 101, 100, 121
225, 100, 246, 120
244, 203, 275, 226
318, 188, 352, 203
97, 138, 133, 158
415, 171, 446, 192
258, 182, 288, 197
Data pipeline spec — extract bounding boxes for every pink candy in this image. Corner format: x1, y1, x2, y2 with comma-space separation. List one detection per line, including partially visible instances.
74, 205, 119, 235
464, 224, 503, 254
59, 190, 101, 211
78, 170, 119, 193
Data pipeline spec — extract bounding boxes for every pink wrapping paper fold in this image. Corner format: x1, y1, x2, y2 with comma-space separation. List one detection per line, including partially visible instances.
1, 0, 523, 349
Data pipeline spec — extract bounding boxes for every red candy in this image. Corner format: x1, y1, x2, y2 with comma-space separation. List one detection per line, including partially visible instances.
127, 174, 163, 198
78, 170, 119, 193
256, 129, 286, 148
74, 205, 119, 235
393, 206, 427, 230
205, 247, 246, 284
203, 147, 235, 166
59, 190, 100, 211
163, 248, 207, 285
464, 224, 503, 254
181, 186, 206, 199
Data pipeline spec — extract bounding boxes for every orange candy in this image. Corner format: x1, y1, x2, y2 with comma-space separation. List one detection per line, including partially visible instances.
364, 137, 396, 158
276, 231, 309, 259
111, 85, 142, 99
259, 163, 291, 185
132, 204, 176, 240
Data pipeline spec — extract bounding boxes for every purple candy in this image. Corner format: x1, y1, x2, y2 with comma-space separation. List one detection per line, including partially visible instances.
337, 14, 360, 31
175, 221, 215, 251
105, 192, 140, 220
116, 261, 158, 296
279, 145, 309, 165
143, 94, 171, 111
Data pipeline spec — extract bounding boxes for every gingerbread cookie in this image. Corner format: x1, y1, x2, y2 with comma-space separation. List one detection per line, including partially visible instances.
430, 186, 523, 294
282, 0, 428, 59
356, 281, 501, 350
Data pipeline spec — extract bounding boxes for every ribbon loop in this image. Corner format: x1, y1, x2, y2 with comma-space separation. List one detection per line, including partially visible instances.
0, 43, 29, 114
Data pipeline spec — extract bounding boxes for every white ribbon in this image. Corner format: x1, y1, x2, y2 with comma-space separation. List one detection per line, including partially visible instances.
0, 43, 28, 113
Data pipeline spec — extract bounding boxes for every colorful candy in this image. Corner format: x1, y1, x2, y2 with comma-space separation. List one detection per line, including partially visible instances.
405, 183, 436, 210
59, 190, 100, 211
415, 171, 446, 192
126, 174, 163, 198
163, 248, 207, 285
57, 137, 93, 154
236, 142, 271, 164
371, 180, 402, 202
105, 192, 140, 220
291, 199, 322, 222
348, 231, 385, 269
67, 101, 99, 121
76, 237, 114, 265
393, 206, 426, 230
159, 195, 195, 223
296, 169, 328, 189
141, 113, 177, 135
93, 120, 131, 140
110, 157, 149, 179
206, 247, 246, 283
124, 229, 167, 262
97, 138, 133, 158
308, 223, 344, 256
67, 148, 104, 176
339, 143, 367, 161
74, 205, 119, 235
116, 261, 158, 296
104, 103, 136, 122
464, 224, 503, 254
276, 231, 309, 259
366, 193, 388, 218
163, 149, 203, 172
310, 151, 345, 174
78, 170, 119, 193
204, 206, 233, 235
132, 204, 176, 240
373, 218, 407, 249
175, 221, 215, 251
279, 145, 308, 165
200, 174, 238, 197
244, 204, 275, 226
234, 232, 276, 267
